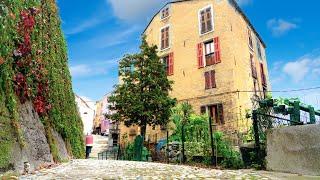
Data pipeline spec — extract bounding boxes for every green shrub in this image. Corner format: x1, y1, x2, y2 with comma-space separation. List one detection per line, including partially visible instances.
122, 136, 150, 161
214, 132, 244, 169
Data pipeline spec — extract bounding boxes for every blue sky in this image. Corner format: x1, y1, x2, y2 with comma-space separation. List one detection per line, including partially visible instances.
57, 0, 320, 108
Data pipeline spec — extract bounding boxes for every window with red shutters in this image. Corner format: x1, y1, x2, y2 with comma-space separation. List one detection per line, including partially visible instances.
207, 104, 224, 125
197, 43, 204, 68
198, 37, 221, 68
162, 53, 174, 76
260, 63, 266, 85
250, 54, 257, 79
162, 56, 170, 75
204, 40, 215, 66
204, 70, 216, 89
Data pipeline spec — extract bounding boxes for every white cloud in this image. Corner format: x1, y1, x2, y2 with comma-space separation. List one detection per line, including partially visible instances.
267, 19, 298, 37
66, 17, 104, 35
70, 58, 119, 77
282, 50, 320, 82
107, 0, 167, 22
313, 68, 320, 75
89, 26, 140, 49
70, 64, 93, 77
283, 59, 310, 82
236, 0, 253, 6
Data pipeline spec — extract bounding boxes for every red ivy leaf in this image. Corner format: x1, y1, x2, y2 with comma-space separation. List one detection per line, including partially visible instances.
0, 57, 4, 65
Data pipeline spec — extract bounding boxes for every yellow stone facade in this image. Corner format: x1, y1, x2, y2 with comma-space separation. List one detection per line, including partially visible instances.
142, 0, 270, 144
117, 0, 270, 145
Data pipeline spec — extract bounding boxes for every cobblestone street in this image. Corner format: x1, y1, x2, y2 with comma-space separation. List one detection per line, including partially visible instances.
20, 160, 319, 179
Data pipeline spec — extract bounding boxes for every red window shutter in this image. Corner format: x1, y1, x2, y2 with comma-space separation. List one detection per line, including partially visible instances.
210, 70, 216, 88
197, 43, 204, 68
168, 52, 174, 75
204, 72, 210, 89
260, 63, 266, 85
214, 37, 221, 63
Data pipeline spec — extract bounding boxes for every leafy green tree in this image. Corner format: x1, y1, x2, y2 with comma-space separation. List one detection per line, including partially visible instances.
108, 36, 176, 139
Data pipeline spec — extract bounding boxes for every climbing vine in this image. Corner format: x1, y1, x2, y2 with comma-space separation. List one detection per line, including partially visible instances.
0, 0, 84, 169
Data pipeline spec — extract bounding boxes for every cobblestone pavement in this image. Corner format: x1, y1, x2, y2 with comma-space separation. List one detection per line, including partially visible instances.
20, 160, 319, 180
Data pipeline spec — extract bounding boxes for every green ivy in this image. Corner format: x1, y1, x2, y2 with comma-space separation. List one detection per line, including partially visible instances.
0, 0, 84, 169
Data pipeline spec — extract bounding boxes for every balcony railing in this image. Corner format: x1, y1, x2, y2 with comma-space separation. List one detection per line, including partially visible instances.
205, 53, 215, 66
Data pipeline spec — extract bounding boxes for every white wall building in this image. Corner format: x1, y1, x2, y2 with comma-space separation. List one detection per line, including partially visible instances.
75, 95, 96, 135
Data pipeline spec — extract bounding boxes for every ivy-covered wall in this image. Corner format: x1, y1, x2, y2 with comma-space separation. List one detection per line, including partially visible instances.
0, 0, 84, 170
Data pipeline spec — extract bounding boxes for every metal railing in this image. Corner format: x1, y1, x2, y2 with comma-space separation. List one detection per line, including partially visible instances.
97, 146, 119, 160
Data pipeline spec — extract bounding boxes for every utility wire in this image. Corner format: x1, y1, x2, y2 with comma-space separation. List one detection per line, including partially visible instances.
238, 86, 320, 93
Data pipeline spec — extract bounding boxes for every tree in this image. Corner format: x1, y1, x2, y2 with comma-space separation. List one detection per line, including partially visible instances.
108, 36, 176, 140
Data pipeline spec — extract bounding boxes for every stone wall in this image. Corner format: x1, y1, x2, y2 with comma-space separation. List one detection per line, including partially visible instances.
10, 102, 53, 172
266, 124, 320, 176
9, 102, 69, 173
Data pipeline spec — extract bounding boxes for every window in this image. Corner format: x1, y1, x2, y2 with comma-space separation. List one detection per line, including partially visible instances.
263, 86, 267, 99
197, 37, 221, 68
204, 70, 216, 89
256, 38, 262, 59
253, 79, 258, 95
161, 6, 170, 19
250, 54, 257, 79
248, 29, 253, 50
162, 52, 174, 76
200, 106, 207, 114
260, 62, 266, 86
199, 5, 213, 35
201, 104, 224, 124
204, 40, 215, 66
163, 56, 170, 75
161, 26, 170, 50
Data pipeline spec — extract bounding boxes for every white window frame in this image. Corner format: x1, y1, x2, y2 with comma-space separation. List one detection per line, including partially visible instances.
201, 38, 215, 67
198, 4, 214, 36
159, 24, 171, 51
160, 5, 171, 20
248, 27, 254, 52
256, 37, 263, 61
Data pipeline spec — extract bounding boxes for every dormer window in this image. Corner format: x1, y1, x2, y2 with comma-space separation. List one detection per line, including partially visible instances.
161, 6, 170, 19
199, 5, 214, 35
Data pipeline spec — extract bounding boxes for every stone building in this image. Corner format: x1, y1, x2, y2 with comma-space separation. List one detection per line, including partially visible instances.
75, 95, 96, 135
142, 0, 270, 143
93, 94, 112, 136
117, 0, 269, 145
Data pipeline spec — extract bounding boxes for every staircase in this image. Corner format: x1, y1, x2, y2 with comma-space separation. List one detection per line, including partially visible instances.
89, 135, 109, 159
